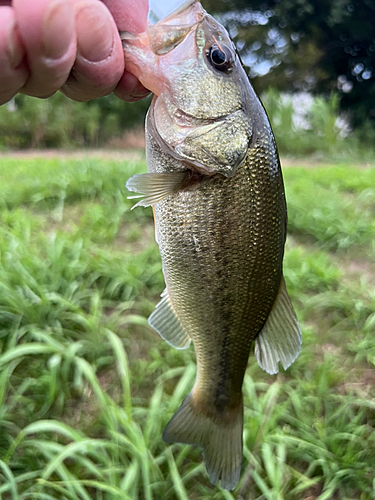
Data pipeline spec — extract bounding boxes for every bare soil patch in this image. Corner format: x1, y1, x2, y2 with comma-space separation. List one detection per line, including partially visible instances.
0, 148, 145, 160
334, 251, 375, 288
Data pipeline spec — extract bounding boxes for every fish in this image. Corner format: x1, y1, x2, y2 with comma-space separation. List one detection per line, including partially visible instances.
122, 0, 302, 491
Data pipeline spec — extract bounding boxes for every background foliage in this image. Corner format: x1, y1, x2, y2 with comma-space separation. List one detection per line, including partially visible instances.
0, 93, 150, 149
1, 89, 374, 157
202, 0, 375, 129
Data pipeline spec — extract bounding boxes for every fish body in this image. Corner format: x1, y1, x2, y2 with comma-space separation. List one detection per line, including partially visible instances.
123, 0, 301, 490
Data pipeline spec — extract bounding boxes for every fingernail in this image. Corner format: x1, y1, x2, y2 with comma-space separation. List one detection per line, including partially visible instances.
76, 3, 114, 62
7, 21, 24, 68
130, 89, 151, 99
43, 0, 74, 59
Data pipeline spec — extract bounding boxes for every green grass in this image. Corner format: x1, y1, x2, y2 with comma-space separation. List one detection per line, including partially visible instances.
0, 156, 374, 499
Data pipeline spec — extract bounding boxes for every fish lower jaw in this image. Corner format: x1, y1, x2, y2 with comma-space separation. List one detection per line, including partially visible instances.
150, 97, 238, 177
149, 118, 222, 178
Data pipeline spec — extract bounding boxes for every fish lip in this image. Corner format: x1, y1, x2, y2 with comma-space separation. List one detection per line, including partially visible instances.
146, 0, 205, 56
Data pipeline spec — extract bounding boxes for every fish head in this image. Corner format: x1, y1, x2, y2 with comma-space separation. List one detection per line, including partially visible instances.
121, 0, 253, 177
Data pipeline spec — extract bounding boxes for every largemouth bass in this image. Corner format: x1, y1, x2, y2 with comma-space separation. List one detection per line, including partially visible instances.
122, 0, 301, 490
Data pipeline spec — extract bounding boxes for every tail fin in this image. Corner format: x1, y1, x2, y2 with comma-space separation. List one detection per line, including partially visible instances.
163, 393, 243, 490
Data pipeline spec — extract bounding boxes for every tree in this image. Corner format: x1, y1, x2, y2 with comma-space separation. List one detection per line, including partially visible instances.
202, 0, 375, 128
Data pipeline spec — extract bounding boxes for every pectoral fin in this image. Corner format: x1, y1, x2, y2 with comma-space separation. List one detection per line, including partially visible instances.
149, 289, 190, 349
255, 277, 302, 375
126, 172, 189, 209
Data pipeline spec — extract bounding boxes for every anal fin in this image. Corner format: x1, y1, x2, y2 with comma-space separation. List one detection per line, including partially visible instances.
126, 172, 189, 208
149, 289, 190, 349
255, 276, 302, 375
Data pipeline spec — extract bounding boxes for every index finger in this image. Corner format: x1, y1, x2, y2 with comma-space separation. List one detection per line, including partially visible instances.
102, 0, 149, 33
102, 0, 150, 101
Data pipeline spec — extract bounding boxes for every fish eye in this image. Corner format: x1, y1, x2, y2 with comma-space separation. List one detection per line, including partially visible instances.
207, 44, 233, 72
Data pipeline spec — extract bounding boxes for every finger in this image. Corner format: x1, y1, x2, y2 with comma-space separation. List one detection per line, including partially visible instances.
101, 0, 150, 100
13, 0, 76, 98
0, 6, 29, 105
101, 0, 149, 33
114, 70, 150, 102
61, 0, 124, 101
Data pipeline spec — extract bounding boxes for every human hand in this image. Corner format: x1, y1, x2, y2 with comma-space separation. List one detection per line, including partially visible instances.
0, 0, 150, 105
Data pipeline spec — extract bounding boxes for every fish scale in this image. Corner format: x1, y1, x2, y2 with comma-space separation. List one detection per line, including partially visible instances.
123, 0, 301, 490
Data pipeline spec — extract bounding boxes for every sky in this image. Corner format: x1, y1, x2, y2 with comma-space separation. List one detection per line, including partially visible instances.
148, 0, 187, 23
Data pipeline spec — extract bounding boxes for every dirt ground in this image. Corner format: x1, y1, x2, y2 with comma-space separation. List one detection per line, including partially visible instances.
0, 149, 145, 161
